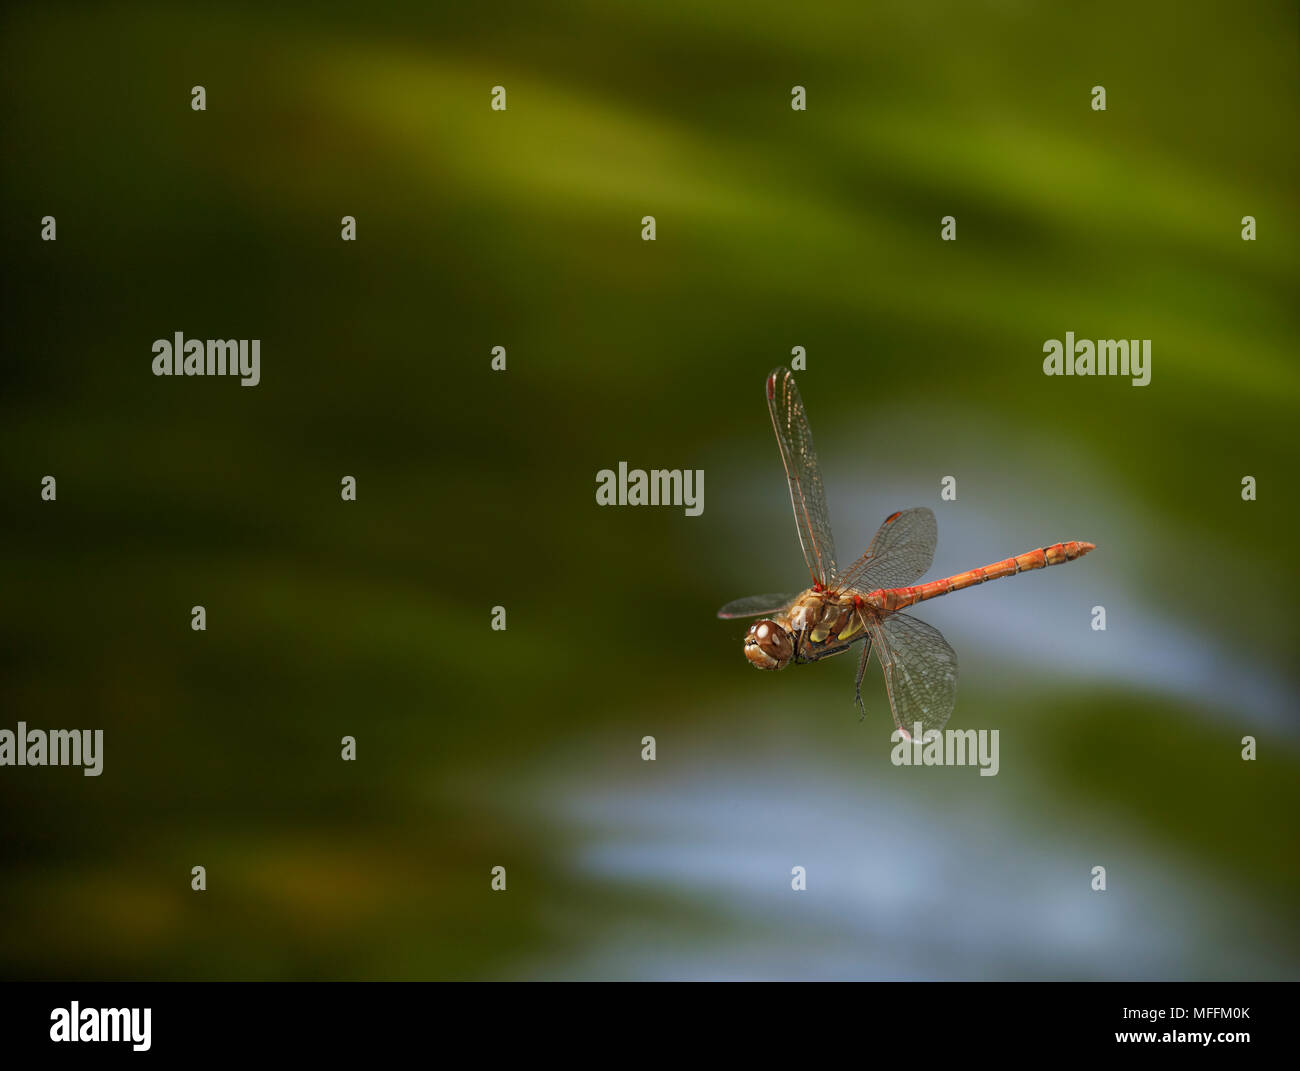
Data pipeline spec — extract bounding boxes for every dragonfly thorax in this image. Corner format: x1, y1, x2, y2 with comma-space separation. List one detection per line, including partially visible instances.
743, 590, 870, 671
787, 589, 834, 632
744, 619, 794, 670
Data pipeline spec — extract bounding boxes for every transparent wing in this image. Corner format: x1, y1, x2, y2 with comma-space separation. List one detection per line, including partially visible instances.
716, 593, 795, 620
869, 612, 958, 737
834, 507, 937, 594
766, 368, 837, 586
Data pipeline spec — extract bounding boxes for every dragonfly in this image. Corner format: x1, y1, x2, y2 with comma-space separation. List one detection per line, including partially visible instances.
718, 367, 1095, 738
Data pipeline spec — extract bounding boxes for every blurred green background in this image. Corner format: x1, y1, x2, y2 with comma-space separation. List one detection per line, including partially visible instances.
2, 1, 1297, 980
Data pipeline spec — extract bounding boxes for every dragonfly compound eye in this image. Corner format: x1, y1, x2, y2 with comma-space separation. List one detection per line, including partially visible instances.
745, 620, 793, 670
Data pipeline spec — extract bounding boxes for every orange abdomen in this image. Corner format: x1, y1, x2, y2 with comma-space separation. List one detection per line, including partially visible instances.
872, 541, 1096, 612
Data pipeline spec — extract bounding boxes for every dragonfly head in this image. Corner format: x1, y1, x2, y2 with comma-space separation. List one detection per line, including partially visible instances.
744, 620, 793, 670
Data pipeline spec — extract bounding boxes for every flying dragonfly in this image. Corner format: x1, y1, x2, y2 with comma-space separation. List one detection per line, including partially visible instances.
718, 367, 1095, 738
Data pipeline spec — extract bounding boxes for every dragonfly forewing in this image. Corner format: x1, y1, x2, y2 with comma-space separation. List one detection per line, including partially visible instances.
716, 593, 796, 619
766, 368, 838, 587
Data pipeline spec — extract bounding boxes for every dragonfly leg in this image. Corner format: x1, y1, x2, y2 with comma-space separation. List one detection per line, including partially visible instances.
853, 634, 873, 722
